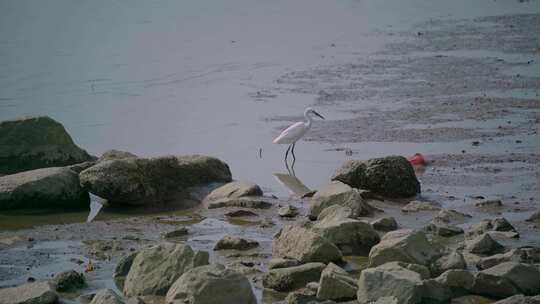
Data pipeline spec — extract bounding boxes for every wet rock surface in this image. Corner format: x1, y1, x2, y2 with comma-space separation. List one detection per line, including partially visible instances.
0, 116, 95, 175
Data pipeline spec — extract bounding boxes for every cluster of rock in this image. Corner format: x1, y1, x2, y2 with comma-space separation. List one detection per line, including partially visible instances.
0, 116, 232, 210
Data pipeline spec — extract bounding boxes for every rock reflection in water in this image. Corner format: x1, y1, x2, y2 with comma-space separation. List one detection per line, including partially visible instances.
273, 173, 311, 197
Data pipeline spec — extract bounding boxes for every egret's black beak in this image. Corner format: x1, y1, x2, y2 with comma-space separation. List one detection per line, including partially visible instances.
314, 111, 325, 120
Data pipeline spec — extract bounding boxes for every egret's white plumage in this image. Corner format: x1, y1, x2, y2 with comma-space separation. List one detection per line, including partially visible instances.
273, 107, 325, 165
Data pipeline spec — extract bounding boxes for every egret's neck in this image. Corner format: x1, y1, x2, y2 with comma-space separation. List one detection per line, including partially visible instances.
304, 112, 313, 127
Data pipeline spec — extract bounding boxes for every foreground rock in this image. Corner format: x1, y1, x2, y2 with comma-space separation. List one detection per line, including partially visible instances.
316, 263, 357, 301
166, 264, 256, 304
123, 243, 209, 296
0, 282, 58, 304
433, 209, 472, 225
477, 247, 540, 270
481, 262, 540, 295
371, 217, 398, 231
308, 181, 374, 219
368, 229, 439, 267
50, 270, 85, 292
466, 218, 519, 239
0, 167, 89, 210
357, 263, 423, 304
113, 252, 138, 290
312, 216, 380, 255
262, 263, 325, 292
432, 251, 466, 276
213, 235, 259, 251
0, 116, 95, 174
80, 155, 231, 205
272, 225, 342, 263
465, 233, 505, 255
89, 289, 124, 304
332, 156, 421, 197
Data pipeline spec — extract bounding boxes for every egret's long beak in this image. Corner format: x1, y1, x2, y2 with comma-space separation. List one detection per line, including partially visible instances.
314, 111, 325, 120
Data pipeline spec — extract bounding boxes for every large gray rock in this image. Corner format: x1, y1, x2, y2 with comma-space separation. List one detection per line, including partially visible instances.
262, 263, 325, 292
357, 263, 424, 304
465, 233, 505, 255
466, 218, 519, 239
375, 261, 431, 279
432, 251, 467, 276
166, 264, 256, 304
477, 247, 540, 270
332, 156, 421, 197
371, 217, 398, 231
316, 263, 357, 301
312, 216, 380, 255
123, 243, 209, 296
481, 262, 540, 295
0, 116, 95, 174
471, 272, 518, 299
49, 270, 85, 292
80, 155, 231, 205
272, 225, 342, 264
368, 229, 439, 267
89, 289, 124, 304
204, 181, 262, 201
435, 269, 475, 295
317, 205, 354, 221
0, 282, 58, 304
0, 167, 89, 210
308, 181, 374, 220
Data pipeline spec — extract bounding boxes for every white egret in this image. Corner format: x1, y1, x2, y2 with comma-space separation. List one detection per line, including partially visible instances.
273, 107, 325, 163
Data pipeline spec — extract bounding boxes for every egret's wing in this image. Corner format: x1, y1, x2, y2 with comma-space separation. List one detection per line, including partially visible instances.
273, 122, 308, 144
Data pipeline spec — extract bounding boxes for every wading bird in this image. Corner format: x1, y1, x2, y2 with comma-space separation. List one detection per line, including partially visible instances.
273, 107, 325, 165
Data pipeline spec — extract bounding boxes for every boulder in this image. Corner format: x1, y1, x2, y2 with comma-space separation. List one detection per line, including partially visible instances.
316, 263, 357, 301
0, 282, 58, 304
477, 247, 540, 270
357, 264, 424, 304
213, 235, 259, 251
466, 218, 518, 239
312, 216, 380, 255
426, 222, 464, 237
481, 262, 540, 295
113, 252, 137, 290
332, 156, 421, 197
89, 289, 124, 304
49, 270, 85, 292
371, 217, 398, 231
422, 279, 452, 303
433, 209, 472, 225
166, 264, 256, 304
471, 272, 518, 299
432, 251, 467, 276
494, 295, 540, 304
465, 233, 505, 255
204, 181, 262, 201
272, 225, 342, 264
375, 261, 431, 279
435, 269, 475, 293
98, 150, 137, 162
401, 200, 441, 213
80, 155, 231, 205
368, 229, 439, 267
123, 243, 209, 296
308, 181, 374, 220
0, 116, 95, 174
262, 263, 325, 292
317, 205, 354, 221
0, 167, 89, 210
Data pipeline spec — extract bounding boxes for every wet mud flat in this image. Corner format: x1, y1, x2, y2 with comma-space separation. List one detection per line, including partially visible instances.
1, 9, 540, 304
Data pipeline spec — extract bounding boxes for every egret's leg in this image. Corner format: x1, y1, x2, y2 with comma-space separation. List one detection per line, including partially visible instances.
284, 144, 292, 163
291, 143, 297, 162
